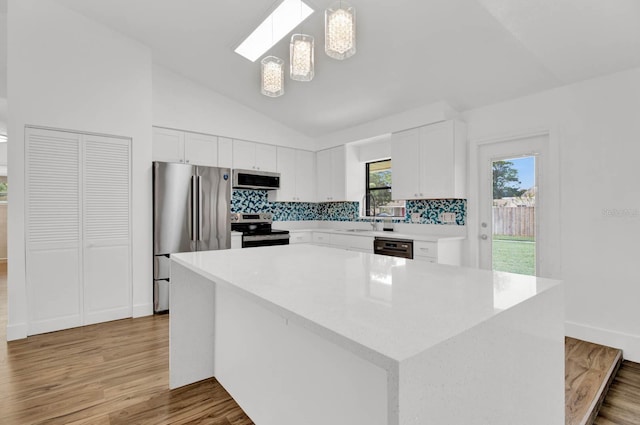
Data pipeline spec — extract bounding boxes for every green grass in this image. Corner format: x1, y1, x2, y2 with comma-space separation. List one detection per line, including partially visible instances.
492, 235, 535, 276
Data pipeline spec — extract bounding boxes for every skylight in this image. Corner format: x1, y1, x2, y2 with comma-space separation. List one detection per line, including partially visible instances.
235, 0, 314, 62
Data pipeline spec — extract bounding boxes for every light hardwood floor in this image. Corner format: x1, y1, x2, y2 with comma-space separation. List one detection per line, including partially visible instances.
0, 263, 253, 425
595, 361, 640, 425
565, 337, 622, 425
1, 263, 640, 424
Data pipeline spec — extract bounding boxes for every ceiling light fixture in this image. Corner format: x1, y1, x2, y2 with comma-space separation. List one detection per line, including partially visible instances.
290, 34, 314, 81
261, 56, 285, 97
235, 0, 314, 62
325, 1, 356, 60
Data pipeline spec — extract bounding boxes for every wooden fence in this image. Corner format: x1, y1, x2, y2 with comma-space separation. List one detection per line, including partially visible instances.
492, 207, 535, 237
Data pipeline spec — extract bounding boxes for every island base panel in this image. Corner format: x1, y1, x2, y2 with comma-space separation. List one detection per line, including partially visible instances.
399, 284, 565, 425
170, 262, 216, 389
215, 284, 389, 425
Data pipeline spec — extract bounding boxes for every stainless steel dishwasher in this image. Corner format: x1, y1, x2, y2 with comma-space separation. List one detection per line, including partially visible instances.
373, 237, 413, 259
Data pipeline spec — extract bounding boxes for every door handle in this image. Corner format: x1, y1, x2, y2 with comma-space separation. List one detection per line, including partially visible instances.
480, 234, 488, 240
197, 176, 203, 241
191, 176, 198, 241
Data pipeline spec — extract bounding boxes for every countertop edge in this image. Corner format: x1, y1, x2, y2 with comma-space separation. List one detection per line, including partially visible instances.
170, 253, 399, 371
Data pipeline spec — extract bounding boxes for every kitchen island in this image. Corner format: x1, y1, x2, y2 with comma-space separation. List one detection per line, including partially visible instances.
170, 244, 564, 425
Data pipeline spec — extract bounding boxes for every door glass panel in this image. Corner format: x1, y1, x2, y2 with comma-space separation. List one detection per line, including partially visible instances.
491, 156, 536, 276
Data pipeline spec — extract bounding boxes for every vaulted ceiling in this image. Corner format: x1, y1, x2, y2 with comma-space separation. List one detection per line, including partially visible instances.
22, 0, 640, 138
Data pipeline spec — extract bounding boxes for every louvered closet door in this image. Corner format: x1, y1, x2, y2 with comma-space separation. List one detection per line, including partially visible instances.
82, 134, 131, 325
26, 128, 82, 334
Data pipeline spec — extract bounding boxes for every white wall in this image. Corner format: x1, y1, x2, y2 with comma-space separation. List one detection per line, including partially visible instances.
0, 97, 7, 135
462, 67, 640, 361
7, 0, 153, 339
153, 65, 315, 151
314, 101, 457, 150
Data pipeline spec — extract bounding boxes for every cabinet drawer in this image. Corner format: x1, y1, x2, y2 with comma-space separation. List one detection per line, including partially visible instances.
312, 232, 331, 244
290, 232, 311, 244
414, 255, 437, 264
348, 236, 373, 252
414, 241, 437, 258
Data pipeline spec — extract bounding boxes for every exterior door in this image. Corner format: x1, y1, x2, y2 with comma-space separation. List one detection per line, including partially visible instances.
478, 134, 559, 278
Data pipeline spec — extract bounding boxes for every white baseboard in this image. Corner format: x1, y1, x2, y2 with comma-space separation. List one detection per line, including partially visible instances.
6, 322, 28, 341
133, 302, 153, 318
566, 321, 640, 362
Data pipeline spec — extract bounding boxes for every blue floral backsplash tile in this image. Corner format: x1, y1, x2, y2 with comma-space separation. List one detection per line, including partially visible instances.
231, 190, 466, 225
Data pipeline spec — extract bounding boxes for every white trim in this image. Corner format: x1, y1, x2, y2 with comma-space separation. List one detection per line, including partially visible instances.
133, 302, 154, 318
474, 128, 550, 146
566, 320, 640, 363
6, 322, 28, 341
468, 128, 561, 278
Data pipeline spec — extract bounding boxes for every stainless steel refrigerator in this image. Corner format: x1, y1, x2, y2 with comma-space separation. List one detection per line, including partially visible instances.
153, 162, 231, 313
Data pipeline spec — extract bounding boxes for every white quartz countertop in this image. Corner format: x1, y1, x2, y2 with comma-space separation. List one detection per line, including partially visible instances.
172, 245, 560, 365
283, 228, 464, 242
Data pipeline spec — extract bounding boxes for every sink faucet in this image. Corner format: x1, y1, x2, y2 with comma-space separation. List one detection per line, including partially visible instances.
362, 193, 378, 229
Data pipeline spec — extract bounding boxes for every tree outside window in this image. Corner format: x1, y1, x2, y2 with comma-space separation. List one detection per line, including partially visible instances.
0, 180, 6, 202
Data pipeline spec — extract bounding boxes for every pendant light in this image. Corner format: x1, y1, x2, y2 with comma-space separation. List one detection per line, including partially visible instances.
261, 56, 285, 97
325, 1, 356, 60
290, 34, 314, 81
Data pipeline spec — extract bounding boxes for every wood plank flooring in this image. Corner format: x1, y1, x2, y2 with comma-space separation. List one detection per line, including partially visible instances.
595, 361, 640, 425
1, 263, 640, 424
0, 263, 254, 425
565, 337, 622, 425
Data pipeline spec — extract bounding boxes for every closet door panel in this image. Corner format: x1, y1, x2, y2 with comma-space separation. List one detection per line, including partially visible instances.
83, 135, 132, 324
27, 246, 82, 334
83, 243, 131, 325
25, 128, 82, 334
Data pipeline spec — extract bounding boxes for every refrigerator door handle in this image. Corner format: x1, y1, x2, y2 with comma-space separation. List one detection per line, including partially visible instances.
190, 176, 198, 241
198, 176, 203, 241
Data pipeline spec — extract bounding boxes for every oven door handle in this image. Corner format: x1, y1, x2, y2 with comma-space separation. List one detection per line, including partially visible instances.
243, 234, 290, 242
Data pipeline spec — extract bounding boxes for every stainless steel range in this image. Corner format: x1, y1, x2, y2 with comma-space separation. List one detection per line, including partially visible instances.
231, 213, 290, 248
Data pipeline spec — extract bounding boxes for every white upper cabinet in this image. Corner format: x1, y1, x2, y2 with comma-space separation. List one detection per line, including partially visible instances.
269, 147, 316, 202
317, 145, 348, 202
391, 120, 467, 200
391, 127, 421, 200
233, 139, 277, 172
152, 127, 219, 167
184, 132, 218, 166
218, 137, 233, 169
295, 149, 316, 202
153, 127, 184, 163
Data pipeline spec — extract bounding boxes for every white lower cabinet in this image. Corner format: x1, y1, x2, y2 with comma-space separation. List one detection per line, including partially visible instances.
25, 127, 132, 335
231, 233, 242, 249
290, 231, 312, 244
413, 240, 462, 265
312, 232, 332, 246
311, 232, 373, 253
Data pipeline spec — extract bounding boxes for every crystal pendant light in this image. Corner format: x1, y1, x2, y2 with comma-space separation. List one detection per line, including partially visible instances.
261, 56, 284, 97
290, 34, 314, 81
325, 1, 356, 60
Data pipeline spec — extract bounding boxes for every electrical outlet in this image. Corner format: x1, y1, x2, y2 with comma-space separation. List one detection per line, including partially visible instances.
411, 213, 421, 223
440, 212, 456, 224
